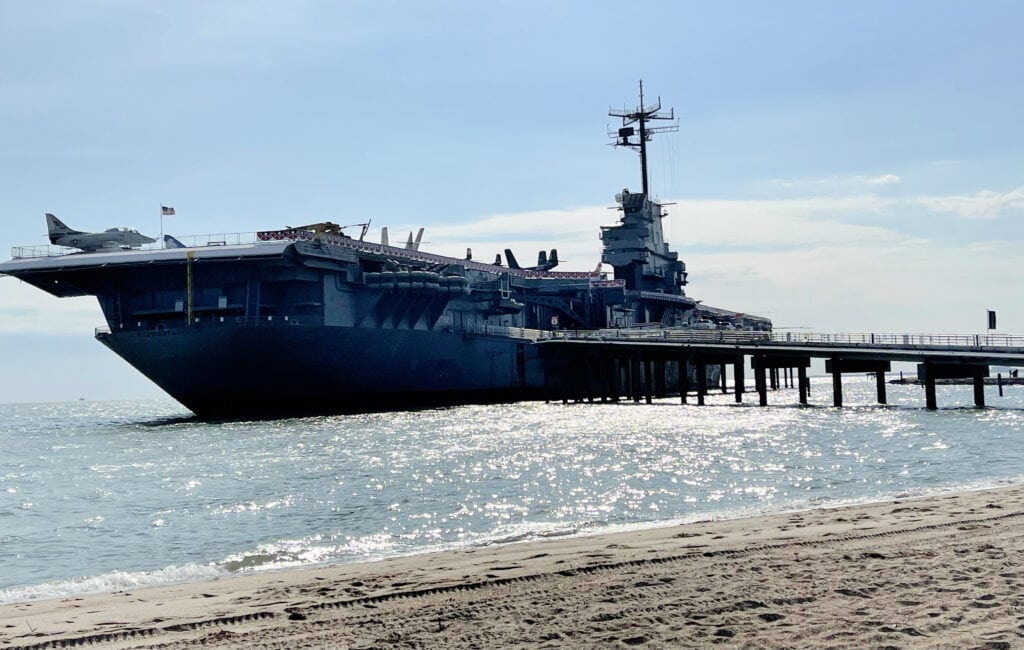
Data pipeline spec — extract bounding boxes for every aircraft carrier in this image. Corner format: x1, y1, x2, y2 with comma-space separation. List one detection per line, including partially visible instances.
0, 85, 769, 418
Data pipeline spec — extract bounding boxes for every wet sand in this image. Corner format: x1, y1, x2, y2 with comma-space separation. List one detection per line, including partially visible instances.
4, 486, 1024, 649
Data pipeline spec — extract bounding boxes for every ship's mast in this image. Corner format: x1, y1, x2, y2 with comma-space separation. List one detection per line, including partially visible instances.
609, 80, 678, 197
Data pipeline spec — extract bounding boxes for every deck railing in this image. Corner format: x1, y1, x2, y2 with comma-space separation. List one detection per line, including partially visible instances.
11, 232, 262, 259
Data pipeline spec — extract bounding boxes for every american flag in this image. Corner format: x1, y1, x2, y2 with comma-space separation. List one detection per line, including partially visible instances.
161, 205, 175, 216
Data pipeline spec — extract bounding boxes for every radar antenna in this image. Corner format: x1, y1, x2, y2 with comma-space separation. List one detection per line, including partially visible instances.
609, 80, 678, 197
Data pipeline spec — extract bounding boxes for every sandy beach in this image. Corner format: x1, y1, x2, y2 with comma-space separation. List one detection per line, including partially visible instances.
4, 486, 1024, 649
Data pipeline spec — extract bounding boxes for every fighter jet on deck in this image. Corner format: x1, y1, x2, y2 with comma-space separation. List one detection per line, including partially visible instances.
46, 213, 156, 252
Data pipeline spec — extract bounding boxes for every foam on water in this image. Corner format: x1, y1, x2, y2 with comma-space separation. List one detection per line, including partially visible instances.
0, 563, 226, 604
2, 379, 1024, 603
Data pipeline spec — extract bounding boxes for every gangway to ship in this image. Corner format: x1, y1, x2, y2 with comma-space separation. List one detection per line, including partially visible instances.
534, 329, 1024, 410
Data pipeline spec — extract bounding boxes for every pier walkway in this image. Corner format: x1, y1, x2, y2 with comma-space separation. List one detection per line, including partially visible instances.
532, 330, 1024, 409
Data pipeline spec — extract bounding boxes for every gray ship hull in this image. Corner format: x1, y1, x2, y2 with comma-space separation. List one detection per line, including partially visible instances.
0, 88, 770, 418
98, 325, 542, 417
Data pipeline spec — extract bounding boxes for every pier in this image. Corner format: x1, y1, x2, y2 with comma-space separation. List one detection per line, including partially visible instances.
533, 330, 1024, 409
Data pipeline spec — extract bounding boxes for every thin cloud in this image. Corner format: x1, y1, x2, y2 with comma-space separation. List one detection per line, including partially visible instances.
917, 186, 1024, 220
687, 239, 1022, 333
863, 174, 900, 185
402, 189, 1024, 332
4, 185, 1022, 340
770, 173, 901, 190
417, 195, 900, 266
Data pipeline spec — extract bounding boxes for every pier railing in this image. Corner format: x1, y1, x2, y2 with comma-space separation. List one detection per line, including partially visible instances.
545, 328, 769, 343
534, 328, 1024, 350
767, 332, 1024, 349
468, 325, 546, 340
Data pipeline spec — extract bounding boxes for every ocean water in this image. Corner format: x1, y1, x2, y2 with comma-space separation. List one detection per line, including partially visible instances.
2, 377, 1023, 603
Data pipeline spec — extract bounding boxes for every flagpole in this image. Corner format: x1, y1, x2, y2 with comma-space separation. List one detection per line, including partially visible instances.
160, 205, 164, 249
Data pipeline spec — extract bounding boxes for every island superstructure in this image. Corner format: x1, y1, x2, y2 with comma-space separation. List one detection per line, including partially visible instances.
0, 85, 769, 417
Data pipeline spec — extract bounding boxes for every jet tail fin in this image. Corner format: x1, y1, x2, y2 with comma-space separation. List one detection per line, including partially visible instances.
163, 234, 187, 249
404, 228, 425, 250
504, 248, 521, 269
45, 213, 82, 244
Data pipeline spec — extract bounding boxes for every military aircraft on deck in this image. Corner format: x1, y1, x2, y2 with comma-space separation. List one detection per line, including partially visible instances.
46, 213, 156, 252
503, 248, 560, 271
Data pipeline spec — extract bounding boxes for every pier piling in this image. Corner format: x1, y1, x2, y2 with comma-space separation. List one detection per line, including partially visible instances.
696, 361, 707, 406
754, 356, 768, 406
832, 359, 843, 408
825, 359, 892, 407
925, 374, 938, 410
629, 358, 635, 402
679, 353, 689, 404
917, 361, 991, 409
734, 360, 745, 403
643, 357, 653, 404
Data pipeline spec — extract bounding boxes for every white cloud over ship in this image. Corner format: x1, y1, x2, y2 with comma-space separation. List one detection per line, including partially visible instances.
5, 182, 1023, 339
415, 184, 1024, 333
916, 187, 1024, 220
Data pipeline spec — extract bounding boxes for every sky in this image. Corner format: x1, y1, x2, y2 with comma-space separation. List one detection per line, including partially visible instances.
1, 0, 1023, 403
